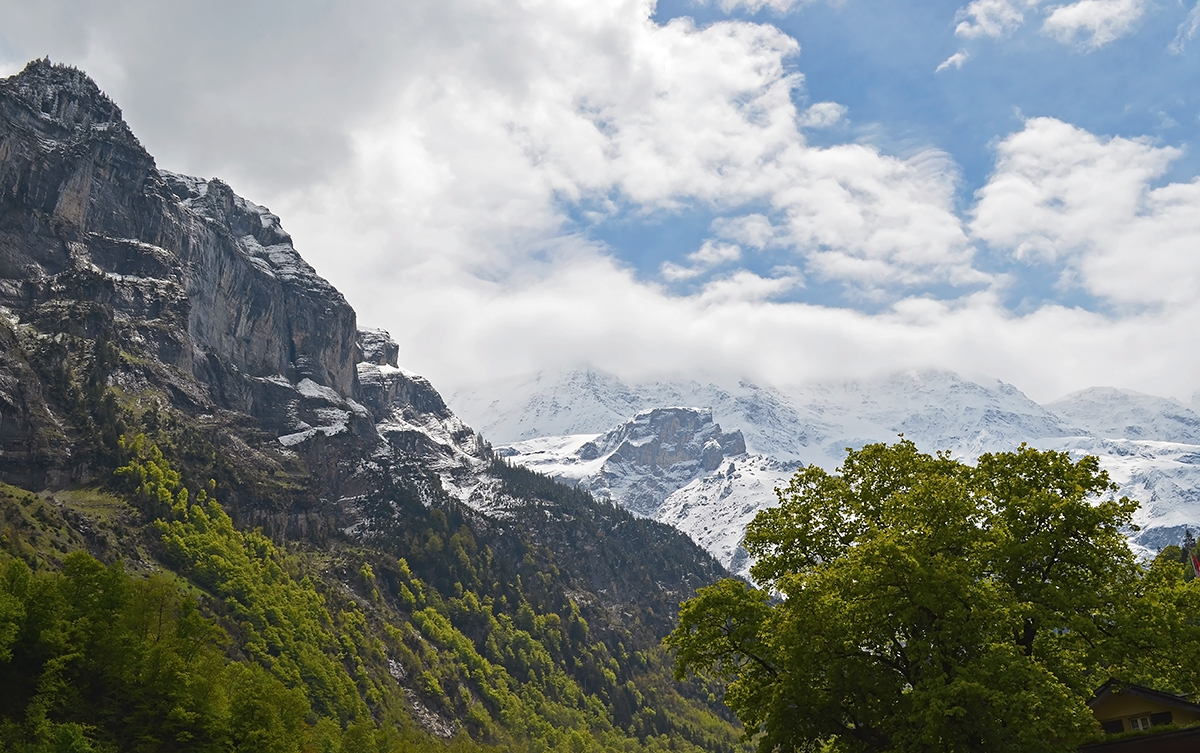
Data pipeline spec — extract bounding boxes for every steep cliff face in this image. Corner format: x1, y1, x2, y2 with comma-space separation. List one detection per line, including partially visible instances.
0, 59, 359, 405
0, 59, 367, 493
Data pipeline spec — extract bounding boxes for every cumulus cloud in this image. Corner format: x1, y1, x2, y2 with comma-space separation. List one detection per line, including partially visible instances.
972, 117, 1200, 307
712, 213, 778, 248
952, 0, 1146, 48
798, 101, 847, 127
263, 0, 976, 301
955, 0, 1041, 38
1042, 0, 1146, 48
662, 240, 743, 280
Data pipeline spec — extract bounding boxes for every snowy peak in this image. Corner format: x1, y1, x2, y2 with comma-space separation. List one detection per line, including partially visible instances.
499, 406, 746, 518
453, 368, 813, 460
584, 407, 746, 472
1047, 387, 1200, 444
656, 454, 797, 579
453, 368, 646, 442
789, 370, 1078, 463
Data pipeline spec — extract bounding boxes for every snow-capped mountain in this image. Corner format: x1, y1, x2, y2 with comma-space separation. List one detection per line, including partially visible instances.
1038, 388, 1200, 551
653, 455, 796, 578
499, 407, 747, 517
459, 369, 1200, 576
497, 406, 788, 578
780, 371, 1081, 467
1046, 387, 1200, 445
455, 370, 819, 462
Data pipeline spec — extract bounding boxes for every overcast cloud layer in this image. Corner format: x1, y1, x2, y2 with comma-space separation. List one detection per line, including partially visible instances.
1, 0, 1198, 403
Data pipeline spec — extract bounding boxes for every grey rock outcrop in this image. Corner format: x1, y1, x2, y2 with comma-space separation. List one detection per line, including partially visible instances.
0, 59, 358, 402
578, 407, 746, 517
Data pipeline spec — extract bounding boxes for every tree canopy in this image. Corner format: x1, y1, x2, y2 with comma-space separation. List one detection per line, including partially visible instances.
667, 440, 1200, 753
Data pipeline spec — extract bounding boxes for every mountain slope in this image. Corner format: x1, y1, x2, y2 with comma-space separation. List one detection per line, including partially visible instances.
500, 407, 746, 517
0, 59, 741, 753
1046, 387, 1200, 445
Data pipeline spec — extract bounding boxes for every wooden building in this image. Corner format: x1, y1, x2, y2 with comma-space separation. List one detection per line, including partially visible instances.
1079, 679, 1200, 752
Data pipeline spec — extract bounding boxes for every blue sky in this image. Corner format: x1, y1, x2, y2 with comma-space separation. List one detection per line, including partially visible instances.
574, 0, 1200, 314
2, 0, 1199, 401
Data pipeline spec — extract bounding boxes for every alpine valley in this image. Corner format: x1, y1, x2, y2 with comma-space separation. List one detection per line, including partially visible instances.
0, 59, 744, 753
452, 369, 1200, 579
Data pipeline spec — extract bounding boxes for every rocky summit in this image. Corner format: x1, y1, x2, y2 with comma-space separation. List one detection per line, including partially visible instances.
500, 406, 748, 518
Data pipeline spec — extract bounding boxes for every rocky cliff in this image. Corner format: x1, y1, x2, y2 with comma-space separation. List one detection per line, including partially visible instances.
0, 59, 365, 497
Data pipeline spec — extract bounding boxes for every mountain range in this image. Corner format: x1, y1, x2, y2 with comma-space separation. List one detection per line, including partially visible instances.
453, 369, 1200, 577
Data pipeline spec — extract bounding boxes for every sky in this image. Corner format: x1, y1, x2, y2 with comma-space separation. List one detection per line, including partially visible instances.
2, 0, 1199, 403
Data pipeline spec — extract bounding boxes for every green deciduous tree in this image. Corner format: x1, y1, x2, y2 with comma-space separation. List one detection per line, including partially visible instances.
667, 441, 1191, 753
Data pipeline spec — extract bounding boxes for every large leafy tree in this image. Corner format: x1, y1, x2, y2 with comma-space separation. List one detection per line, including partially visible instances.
666, 441, 1184, 753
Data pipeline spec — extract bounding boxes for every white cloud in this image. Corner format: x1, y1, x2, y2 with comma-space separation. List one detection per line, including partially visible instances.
662, 240, 743, 280
1042, 0, 1147, 48
936, 50, 971, 71
271, 1, 976, 302
798, 101, 847, 127
972, 117, 1200, 307
712, 0, 811, 13
952, 0, 1146, 48
691, 240, 744, 265
774, 146, 981, 291
712, 213, 777, 248
955, 0, 1040, 38
661, 261, 703, 281
4, 0, 1200, 405
1170, 2, 1200, 53
697, 268, 803, 303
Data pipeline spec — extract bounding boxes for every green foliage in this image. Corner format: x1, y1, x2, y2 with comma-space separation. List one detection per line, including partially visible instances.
350, 456, 742, 751
0, 433, 746, 752
118, 435, 375, 724
0, 553, 231, 752
668, 441, 1194, 753
1103, 550, 1200, 696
